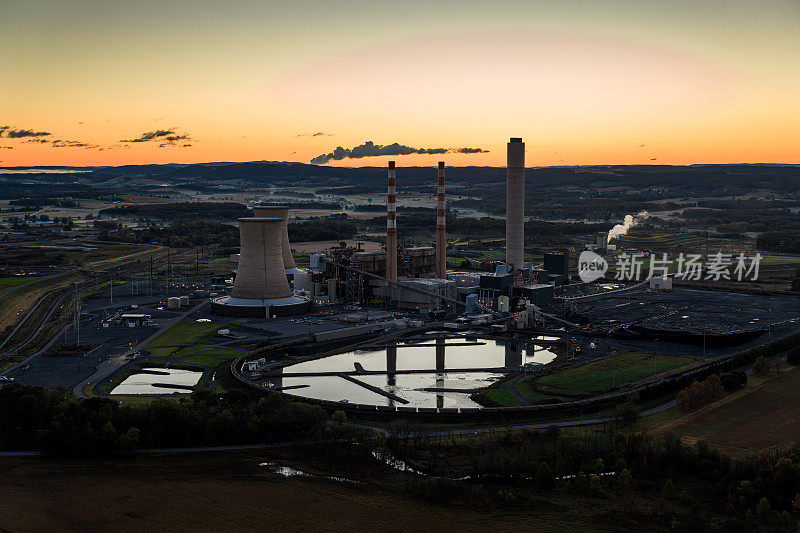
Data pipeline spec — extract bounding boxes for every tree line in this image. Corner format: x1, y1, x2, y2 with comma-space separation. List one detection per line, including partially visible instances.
0, 385, 325, 456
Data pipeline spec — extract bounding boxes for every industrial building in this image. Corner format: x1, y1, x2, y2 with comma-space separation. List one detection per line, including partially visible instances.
543, 252, 570, 286
375, 278, 457, 312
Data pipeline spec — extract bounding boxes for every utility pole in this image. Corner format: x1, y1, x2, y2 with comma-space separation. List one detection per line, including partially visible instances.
167, 246, 171, 296
74, 284, 80, 347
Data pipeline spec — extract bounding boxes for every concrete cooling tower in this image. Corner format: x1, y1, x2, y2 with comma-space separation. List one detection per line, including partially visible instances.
210, 217, 311, 318
252, 205, 302, 274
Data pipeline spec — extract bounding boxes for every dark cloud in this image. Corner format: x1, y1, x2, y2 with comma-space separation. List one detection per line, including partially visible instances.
51, 139, 100, 149
311, 141, 490, 164
120, 129, 178, 142
22, 139, 50, 144
296, 131, 333, 137
121, 128, 193, 147
0, 146, 13, 150
1, 127, 52, 139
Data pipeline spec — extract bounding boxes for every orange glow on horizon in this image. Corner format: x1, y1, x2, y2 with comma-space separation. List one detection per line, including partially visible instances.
2, 2, 798, 167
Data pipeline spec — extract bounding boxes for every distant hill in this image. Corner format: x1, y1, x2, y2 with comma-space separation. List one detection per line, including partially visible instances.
1, 162, 798, 195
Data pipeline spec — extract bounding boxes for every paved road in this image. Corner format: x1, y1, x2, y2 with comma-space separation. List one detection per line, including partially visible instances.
71, 300, 210, 398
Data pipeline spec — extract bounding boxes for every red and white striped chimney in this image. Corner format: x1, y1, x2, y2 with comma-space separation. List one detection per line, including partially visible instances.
386, 161, 397, 282
435, 161, 446, 279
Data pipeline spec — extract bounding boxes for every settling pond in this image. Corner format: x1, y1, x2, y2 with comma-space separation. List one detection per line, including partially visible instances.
268, 336, 559, 409
111, 368, 203, 395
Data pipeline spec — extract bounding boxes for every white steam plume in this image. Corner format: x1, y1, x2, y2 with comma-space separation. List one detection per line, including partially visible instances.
607, 211, 648, 242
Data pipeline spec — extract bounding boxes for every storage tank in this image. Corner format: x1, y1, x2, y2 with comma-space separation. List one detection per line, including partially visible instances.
293, 271, 312, 292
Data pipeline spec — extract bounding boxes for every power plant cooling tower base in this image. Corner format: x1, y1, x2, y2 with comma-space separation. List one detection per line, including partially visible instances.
210, 295, 312, 318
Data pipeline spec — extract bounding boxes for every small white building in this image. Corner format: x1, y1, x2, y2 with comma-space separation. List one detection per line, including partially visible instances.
120, 313, 151, 327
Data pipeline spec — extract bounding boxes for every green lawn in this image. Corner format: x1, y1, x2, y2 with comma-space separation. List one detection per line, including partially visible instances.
613, 231, 702, 249
146, 320, 227, 357
179, 348, 241, 367
759, 254, 800, 266
0, 276, 45, 290
515, 379, 565, 404
485, 389, 518, 407
535, 351, 694, 396
293, 254, 310, 267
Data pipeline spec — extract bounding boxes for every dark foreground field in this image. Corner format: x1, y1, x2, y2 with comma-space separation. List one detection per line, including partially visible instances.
653, 364, 800, 458
0, 451, 619, 533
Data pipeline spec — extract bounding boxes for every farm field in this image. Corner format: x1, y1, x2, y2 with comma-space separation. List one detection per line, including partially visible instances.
652, 364, 800, 457
0, 452, 612, 533
534, 352, 694, 396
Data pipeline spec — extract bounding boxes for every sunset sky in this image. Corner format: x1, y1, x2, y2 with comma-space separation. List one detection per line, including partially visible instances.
1, 0, 798, 167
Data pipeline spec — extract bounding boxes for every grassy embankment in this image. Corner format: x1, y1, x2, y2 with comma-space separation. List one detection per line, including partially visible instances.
536, 352, 694, 396
0, 276, 45, 290
485, 352, 694, 407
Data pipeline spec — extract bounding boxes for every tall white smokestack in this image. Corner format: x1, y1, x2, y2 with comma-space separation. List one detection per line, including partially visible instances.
506, 137, 525, 271
386, 161, 397, 282
435, 161, 446, 279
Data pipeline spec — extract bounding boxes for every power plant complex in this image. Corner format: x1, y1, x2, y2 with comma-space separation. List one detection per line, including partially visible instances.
208, 137, 571, 322
34, 135, 792, 421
